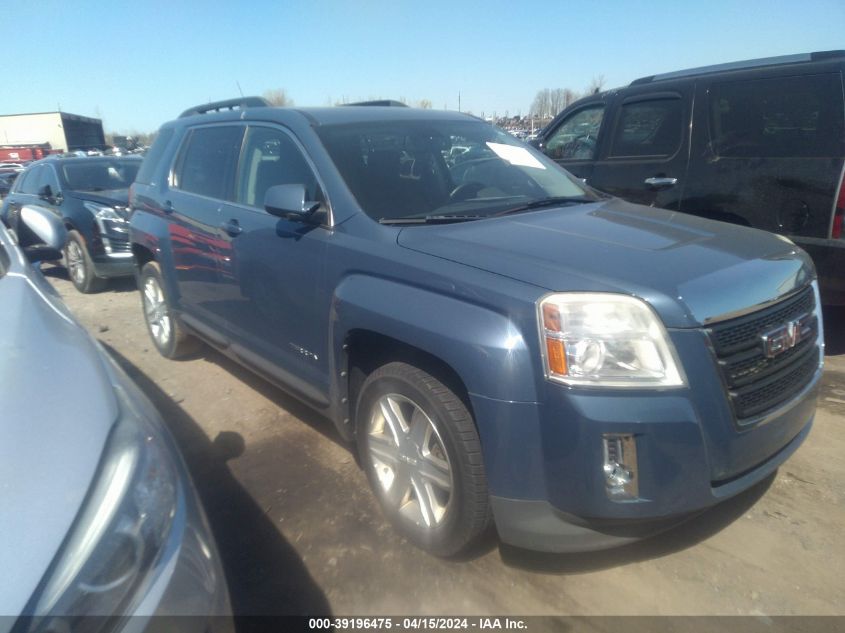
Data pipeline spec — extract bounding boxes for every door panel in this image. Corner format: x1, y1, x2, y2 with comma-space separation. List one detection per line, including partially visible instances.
215, 125, 332, 405
167, 125, 244, 324
590, 85, 693, 209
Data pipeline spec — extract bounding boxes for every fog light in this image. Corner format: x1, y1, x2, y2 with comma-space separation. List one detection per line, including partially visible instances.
602, 434, 639, 500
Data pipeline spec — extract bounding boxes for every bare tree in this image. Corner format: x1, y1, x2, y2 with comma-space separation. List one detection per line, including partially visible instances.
531, 87, 582, 119
262, 89, 294, 106
416, 99, 433, 109
586, 75, 606, 95
530, 89, 551, 119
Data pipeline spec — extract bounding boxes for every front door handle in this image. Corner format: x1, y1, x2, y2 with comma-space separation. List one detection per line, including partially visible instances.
644, 177, 678, 190
220, 219, 242, 237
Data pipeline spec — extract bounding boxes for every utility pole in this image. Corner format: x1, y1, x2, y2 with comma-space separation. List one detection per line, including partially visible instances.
458, 91, 461, 113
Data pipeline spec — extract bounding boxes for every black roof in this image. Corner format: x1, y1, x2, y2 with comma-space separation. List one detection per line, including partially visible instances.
631, 50, 845, 85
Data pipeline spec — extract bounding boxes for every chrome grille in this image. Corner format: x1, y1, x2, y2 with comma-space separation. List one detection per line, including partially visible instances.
706, 286, 820, 422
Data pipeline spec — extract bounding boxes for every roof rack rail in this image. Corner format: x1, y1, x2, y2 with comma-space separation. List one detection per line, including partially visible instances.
630, 50, 845, 85
341, 100, 408, 107
179, 96, 271, 118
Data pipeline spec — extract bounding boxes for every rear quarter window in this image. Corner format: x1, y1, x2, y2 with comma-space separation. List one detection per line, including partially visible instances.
135, 128, 175, 186
709, 73, 845, 158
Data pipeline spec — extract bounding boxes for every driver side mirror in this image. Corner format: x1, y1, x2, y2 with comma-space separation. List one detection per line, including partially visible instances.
264, 184, 322, 223
19, 204, 67, 262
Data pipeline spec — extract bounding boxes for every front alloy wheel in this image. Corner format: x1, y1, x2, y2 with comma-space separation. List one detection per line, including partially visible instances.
64, 230, 106, 293
357, 362, 491, 556
367, 393, 454, 528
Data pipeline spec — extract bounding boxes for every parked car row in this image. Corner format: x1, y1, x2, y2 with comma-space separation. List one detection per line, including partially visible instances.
0, 49, 838, 622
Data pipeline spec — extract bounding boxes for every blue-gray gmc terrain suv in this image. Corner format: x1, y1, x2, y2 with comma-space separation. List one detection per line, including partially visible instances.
129, 98, 824, 556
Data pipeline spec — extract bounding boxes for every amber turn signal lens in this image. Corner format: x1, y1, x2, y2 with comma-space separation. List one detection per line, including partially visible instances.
545, 337, 567, 376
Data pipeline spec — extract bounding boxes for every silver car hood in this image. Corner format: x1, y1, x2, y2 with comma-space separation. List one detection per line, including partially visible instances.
0, 242, 117, 616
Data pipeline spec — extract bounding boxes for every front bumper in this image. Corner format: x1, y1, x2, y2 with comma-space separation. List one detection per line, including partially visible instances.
470, 328, 820, 552
92, 254, 135, 279
488, 418, 812, 552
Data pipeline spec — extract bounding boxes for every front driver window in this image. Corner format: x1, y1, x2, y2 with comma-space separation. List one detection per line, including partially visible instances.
544, 105, 605, 161
236, 126, 321, 209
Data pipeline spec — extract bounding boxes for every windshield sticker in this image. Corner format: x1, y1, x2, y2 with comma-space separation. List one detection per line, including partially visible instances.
486, 143, 546, 170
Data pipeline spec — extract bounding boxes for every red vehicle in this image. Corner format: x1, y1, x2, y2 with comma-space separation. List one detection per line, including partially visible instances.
0, 144, 55, 163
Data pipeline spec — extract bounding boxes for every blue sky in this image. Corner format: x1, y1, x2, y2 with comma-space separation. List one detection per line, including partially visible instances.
5, 0, 843, 133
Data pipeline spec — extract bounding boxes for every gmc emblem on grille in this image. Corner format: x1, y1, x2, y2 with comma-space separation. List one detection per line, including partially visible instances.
761, 314, 813, 358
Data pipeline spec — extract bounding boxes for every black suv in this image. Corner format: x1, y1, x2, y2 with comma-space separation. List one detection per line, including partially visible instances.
533, 50, 845, 304
0, 155, 141, 292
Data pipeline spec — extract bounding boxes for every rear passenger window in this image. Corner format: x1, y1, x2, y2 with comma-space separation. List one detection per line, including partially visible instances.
610, 98, 683, 158
174, 126, 244, 200
236, 126, 321, 209
709, 73, 845, 158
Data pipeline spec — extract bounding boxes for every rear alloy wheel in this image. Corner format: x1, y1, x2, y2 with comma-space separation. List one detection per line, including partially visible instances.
357, 362, 491, 556
139, 261, 199, 359
64, 230, 107, 293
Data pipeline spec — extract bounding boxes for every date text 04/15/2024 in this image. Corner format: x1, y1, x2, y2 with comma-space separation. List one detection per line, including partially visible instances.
308, 618, 528, 630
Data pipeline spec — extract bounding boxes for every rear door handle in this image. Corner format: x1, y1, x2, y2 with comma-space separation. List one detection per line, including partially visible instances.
220, 219, 242, 237
644, 177, 678, 190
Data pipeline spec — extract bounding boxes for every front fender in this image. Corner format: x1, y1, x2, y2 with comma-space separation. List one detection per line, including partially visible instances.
129, 212, 180, 305
331, 274, 540, 404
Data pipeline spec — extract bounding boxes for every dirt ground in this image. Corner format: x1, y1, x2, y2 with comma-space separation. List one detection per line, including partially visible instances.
45, 269, 845, 618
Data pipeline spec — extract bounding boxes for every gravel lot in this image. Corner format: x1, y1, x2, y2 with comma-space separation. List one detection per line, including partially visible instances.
45, 268, 845, 618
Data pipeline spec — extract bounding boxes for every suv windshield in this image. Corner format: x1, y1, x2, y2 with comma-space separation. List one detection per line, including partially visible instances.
60, 158, 141, 192
317, 119, 595, 222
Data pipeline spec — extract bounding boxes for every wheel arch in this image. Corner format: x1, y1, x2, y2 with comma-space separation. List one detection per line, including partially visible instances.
329, 274, 540, 441
345, 330, 474, 437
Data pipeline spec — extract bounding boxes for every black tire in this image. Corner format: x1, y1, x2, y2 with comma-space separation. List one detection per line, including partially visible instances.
356, 361, 491, 556
139, 261, 200, 359
64, 230, 107, 293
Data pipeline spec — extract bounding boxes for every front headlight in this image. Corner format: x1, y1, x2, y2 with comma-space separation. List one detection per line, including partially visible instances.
538, 293, 686, 388
29, 385, 179, 624
83, 202, 126, 225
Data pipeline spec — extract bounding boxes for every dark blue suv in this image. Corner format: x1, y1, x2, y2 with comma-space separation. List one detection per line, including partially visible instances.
129, 97, 823, 555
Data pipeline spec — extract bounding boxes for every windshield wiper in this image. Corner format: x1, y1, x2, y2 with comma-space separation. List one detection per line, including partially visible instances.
379, 215, 485, 225
492, 196, 594, 217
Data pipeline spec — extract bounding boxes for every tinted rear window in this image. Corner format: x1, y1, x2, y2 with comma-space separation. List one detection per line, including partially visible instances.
709, 73, 845, 158
135, 128, 174, 185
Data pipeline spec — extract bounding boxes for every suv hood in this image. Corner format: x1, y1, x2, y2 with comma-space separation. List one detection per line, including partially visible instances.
0, 259, 116, 615
397, 198, 815, 328
69, 189, 130, 207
